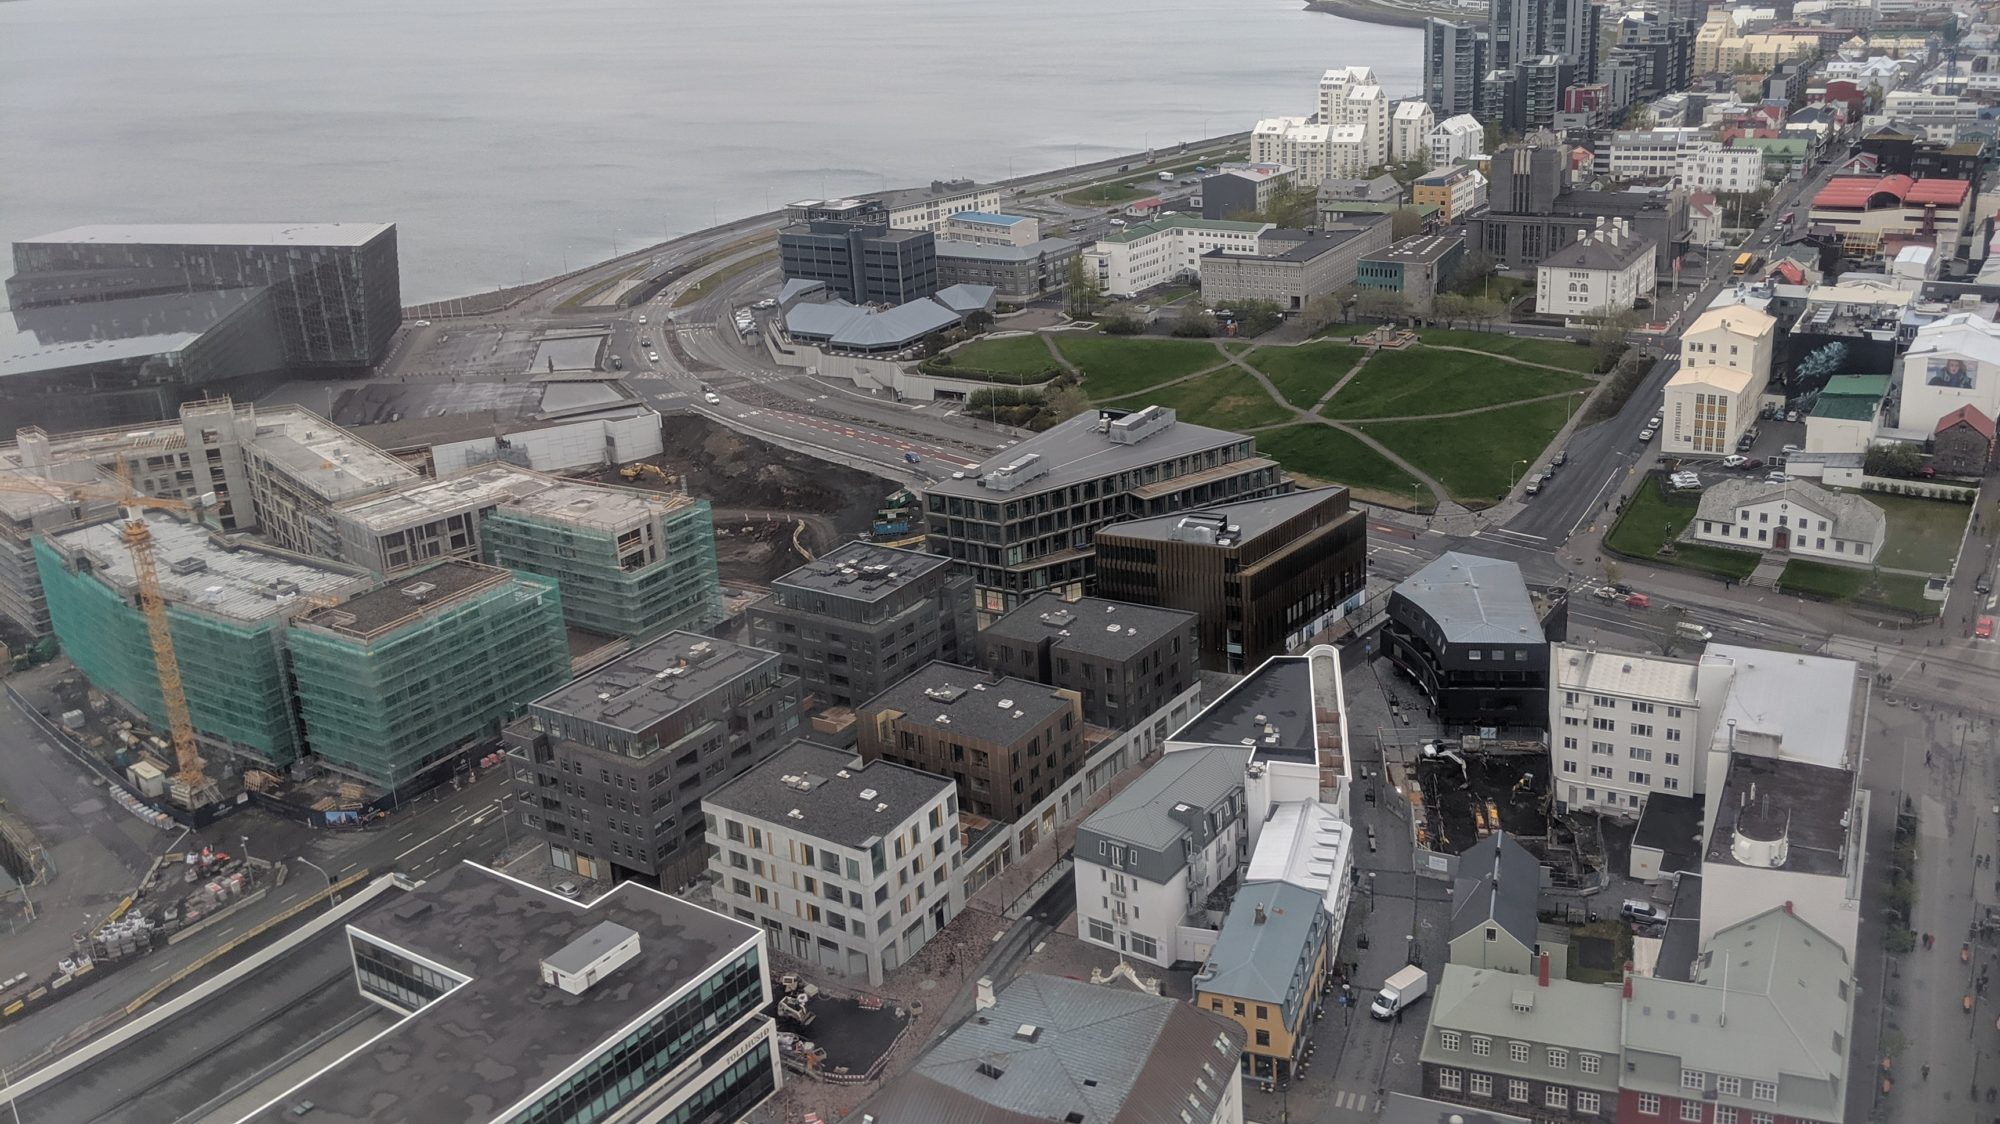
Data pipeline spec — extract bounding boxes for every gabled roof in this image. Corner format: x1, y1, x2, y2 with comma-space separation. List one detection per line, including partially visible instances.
857, 974, 1244, 1124
1080, 745, 1251, 851
1693, 478, 1885, 545
1195, 881, 1323, 1004
1450, 832, 1542, 949
1937, 402, 1997, 439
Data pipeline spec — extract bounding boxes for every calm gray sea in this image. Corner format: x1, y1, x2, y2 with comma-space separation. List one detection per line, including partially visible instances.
0, 0, 1417, 302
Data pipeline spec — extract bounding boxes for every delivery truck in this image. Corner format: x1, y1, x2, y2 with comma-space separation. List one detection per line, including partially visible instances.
1370, 964, 1430, 1020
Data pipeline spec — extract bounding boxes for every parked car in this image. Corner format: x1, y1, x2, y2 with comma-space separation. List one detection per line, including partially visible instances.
1785, 410, 1800, 423
1765, 471, 1790, 483
1620, 899, 1668, 927
1551, 449, 1569, 468
1979, 617, 1996, 640
1638, 428, 1656, 442
1782, 443, 1803, 455
1647, 414, 1663, 429
1721, 454, 1749, 468
1524, 474, 1544, 496
554, 879, 581, 898
1978, 573, 1994, 595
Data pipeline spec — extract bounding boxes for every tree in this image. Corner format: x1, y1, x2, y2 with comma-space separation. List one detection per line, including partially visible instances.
1587, 308, 1641, 372
1036, 384, 1092, 429
962, 309, 995, 334
1065, 257, 1103, 319
1445, 249, 1498, 296
1355, 289, 1411, 323
1232, 180, 1319, 228
1234, 299, 1286, 337
1390, 206, 1428, 240
1172, 306, 1218, 338
1865, 442, 1924, 478
1469, 295, 1507, 330
1300, 292, 1345, 333
1434, 292, 1471, 328
1100, 310, 1145, 335
1386, 158, 1431, 186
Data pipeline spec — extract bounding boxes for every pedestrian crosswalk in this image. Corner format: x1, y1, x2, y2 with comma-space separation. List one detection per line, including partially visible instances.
1329, 1089, 1379, 1114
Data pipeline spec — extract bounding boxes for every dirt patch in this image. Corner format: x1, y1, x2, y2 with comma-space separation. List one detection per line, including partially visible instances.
570, 416, 900, 584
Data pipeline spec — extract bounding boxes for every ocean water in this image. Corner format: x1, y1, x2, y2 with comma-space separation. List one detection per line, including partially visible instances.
0, 0, 1419, 301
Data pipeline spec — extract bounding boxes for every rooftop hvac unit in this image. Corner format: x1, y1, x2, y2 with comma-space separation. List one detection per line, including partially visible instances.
401, 581, 438, 602
1105, 405, 1176, 445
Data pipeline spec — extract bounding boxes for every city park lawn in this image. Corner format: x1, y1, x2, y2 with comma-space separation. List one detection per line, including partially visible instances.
1053, 335, 1229, 401
1242, 342, 1367, 410
1318, 347, 1592, 420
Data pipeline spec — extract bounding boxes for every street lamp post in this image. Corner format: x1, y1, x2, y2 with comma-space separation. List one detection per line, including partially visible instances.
1509, 458, 1531, 490
297, 857, 337, 911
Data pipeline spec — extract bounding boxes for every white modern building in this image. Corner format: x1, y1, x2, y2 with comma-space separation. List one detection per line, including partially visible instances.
1081, 218, 1272, 297
1550, 644, 1706, 817
1250, 118, 1340, 181
1534, 220, 1657, 318
1662, 304, 1778, 455
1428, 114, 1484, 167
1608, 128, 1707, 180
884, 180, 1006, 232
1895, 311, 2000, 437
1681, 141, 1766, 193
1320, 66, 1392, 173
1691, 478, 1886, 564
1392, 100, 1436, 167
703, 741, 964, 985
941, 211, 1041, 247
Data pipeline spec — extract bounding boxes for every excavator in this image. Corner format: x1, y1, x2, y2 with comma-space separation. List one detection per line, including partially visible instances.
0, 470, 220, 808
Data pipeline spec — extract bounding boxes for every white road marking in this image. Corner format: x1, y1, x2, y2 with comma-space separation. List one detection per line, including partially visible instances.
395, 800, 502, 862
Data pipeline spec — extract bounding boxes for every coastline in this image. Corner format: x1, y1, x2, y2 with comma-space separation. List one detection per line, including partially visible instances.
1303, 0, 1486, 29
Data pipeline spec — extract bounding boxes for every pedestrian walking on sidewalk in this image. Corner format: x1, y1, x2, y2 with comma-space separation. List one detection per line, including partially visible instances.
1924, 1064, 1932, 1081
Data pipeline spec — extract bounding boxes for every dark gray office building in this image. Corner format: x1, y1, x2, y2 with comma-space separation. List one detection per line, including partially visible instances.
1425, 18, 1491, 119
3, 223, 400, 432
778, 220, 938, 305
977, 593, 1198, 730
506, 631, 802, 888
1381, 552, 1567, 729
1465, 143, 1687, 274
749, 541, 976, 713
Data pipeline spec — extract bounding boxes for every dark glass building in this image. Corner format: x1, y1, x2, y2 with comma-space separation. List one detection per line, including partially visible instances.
778, 220, 938, 304
1382, 551, 1567, 729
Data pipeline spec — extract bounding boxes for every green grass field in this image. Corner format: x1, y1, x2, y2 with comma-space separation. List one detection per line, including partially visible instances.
1848, 490, 1972, 573
1253, 424, 1427, 506
939, 334, 1062, 377
1054, 336, 1227, 401
1360, 397, 1578, 508
1064, 181, 1148, 207
1605, 481, 1761, 579
1780, 560, 1938, 617
1319, 348, 1591, 420
1243, 343, 1366, 410
1416, 329, 1600, 372
1132, 369, 1295, 431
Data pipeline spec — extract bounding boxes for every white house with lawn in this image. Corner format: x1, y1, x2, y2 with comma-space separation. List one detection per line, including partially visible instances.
1691, 478, 1885, 564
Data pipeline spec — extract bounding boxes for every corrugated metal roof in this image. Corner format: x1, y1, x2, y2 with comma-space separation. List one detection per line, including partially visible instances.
1195, 881, 1323, 1004
1395, 552, 1543, 645
1080, 744, 1251, 851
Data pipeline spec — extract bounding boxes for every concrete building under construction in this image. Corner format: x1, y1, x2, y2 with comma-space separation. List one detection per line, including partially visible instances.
33, 512, 374, 769
289, 559, 570, 791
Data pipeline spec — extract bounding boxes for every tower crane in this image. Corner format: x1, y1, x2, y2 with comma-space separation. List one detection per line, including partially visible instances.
0, 470, 217, 807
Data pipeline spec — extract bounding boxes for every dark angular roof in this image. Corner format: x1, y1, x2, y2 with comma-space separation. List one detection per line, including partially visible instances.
1450, 831, 1542, 948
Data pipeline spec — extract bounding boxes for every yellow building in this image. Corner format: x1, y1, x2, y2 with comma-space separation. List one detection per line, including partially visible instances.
1193, 881, 1330, 1082
1662, 304, 1777, 455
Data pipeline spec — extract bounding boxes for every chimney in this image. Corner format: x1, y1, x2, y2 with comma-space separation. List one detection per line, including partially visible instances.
1784, 899, 1794, 914
1254, 902, 1268, 925
1621, 961, 1635, 1000
1539, 951, 1551, 987
976, 977, 997, 1011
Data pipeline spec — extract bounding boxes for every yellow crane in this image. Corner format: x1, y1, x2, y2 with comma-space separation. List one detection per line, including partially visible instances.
0, 470, 215, 806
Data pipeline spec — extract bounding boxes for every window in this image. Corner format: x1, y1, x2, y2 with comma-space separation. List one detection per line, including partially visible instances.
1088, 918, 1113, 943
1751, 1080, 1777, 1102
1681, 1069, 1704, 1090
1638, 1093, 1661, 1114
1577, 1090, 1601, 1115
1666, 727, 1682, 742
1470, 1036, 1491, 1057
1716, 1075, 1741, 1096
1630, 723, 1653, 737
1716, 1110, 1738, 1124
1438, 1068, 1462, 1092
1631, 701, 1655, 714
1468, 1073, 1493, 1097
1547, 1047, 1568, 1069
1507, 1079, 1529, 1103
1509, 1041, 1530, 1063
1129, 933, 1159, 960
1750, 1115, 1773, 1124
1440, 1031, 1461, 1051
1254, 1029, 1270, 1047
1579, 1052, 1600, 1075
1681, 1104, 1704, 1122
1546, 1087, 1569, 1109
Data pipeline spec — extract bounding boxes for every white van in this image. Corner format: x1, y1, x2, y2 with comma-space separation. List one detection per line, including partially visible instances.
1675, 621, 1714, 642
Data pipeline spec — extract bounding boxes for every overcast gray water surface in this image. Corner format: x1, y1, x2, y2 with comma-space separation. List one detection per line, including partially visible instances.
0, 0, 1418, 301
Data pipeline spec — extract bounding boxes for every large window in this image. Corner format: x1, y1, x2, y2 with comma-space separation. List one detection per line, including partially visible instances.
1129, 933, 1160, 960
352, 937, 462, 1013
1437, 1067, 1462, 1092
1087, 918, 1114, 944
1468, 1073, 1493, 1097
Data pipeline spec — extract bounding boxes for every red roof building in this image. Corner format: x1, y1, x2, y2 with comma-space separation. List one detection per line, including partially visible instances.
1809, 175, 1974, 255
1934, 404, 1996, 474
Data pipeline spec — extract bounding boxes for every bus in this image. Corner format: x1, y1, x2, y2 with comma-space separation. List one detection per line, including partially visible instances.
1732, 252, 1756, 276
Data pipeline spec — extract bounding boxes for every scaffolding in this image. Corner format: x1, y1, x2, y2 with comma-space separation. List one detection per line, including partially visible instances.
34, 539, 308, 766
480, 489, 723, 642
289, 563, 570, 791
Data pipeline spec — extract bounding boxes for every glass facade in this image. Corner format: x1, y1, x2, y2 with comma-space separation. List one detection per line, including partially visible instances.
514, 947, 765, 1124
352, 936, 464, 1014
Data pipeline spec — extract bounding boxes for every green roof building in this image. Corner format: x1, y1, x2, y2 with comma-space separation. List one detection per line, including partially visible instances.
34, 513, 373, 768
480, 480, 721, 641
1811, 373, 1890, 422
290, 559, 569, 790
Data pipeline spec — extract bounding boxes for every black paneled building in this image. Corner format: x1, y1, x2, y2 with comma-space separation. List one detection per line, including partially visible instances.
1382, 551, 1567, 728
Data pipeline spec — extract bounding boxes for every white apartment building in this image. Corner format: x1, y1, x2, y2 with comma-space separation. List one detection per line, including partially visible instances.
1251, 118, 1340, 181
1608, 128, 1706, 180
1662, 304, 1777, 455
1320, 66, 1391, 172
1681, 142, 1765, 193
1534, 220, 1658, 318
1392, 100, 1436, 167
1429, 114, 1484, 168
1550, 643, 1707, 817
703, 741, 963, 986
884, 180, 1005, 232
1081, 217, 1271, 297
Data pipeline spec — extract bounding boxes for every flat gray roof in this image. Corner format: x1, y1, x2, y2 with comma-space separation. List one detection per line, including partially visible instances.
1365, 232, 1467, 265
530, 631, 778, 734
1099, 486, 1347, 544
923, 408, 1253, 500
1171, 654, 1319, 760
334, 463, 550, 532
934, 236, 1078, 262
981, 592, 1194, 662
1396, 551, 1545, 645
1705, 754, 1855, 876
1380, 1095, 1532, 1124
859, 661, 1072, 746
500, 479, 693, 528
48, 513, 371, 623
772, 540, 951, 602
0, 287, 268, 379
247, 409, 416, 499
855, 974, 1243, 1124
704, 740, 954, 847
20, 222, 393, 248
242, 863, 757, 1124
296, 559, 511, 638
1081, 743, 1250, 851
543, 920, 638, 976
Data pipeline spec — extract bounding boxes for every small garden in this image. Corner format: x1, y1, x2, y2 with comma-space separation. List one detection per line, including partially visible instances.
1603, 476, 1760, 580
1777, 560, 1937, 617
